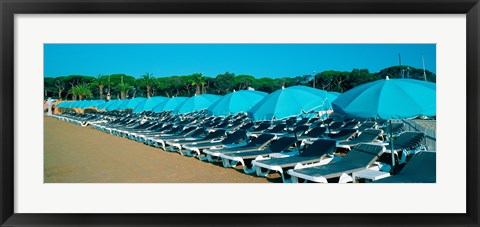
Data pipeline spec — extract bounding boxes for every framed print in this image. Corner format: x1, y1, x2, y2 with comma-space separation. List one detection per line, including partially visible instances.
1, 0, 479, 226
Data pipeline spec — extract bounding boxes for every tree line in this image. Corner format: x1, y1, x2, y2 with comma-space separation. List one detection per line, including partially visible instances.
44, 65, 436, 100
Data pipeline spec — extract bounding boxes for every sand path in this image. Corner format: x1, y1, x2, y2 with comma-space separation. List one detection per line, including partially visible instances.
44, 116, 280, 183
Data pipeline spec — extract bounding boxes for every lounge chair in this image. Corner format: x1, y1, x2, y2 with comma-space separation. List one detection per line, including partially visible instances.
121, 122, 166, 138
294, 118, 309, 127
220, 137, 298, 173
327, 121, 344, 132
224, 120, 244, 132
165, 129, 226, 153
299, 126, 326, 138
249, 123, 286, 137
238, 122, 255, 131
371, 151, 435, 183
296, 126, 327, 143
274, 125, 310, 140
328, 128, 358, 142
203, 134, 276, 163
287, 143, 385, 183
129, 124, 180, 141
356, 121, 377, 131
380, 122, 405, 140
111, 119, 158, 136
252, 139, 337, 182
336, 129, 383, 150
247, 122, 271, 136
342, 121, 360, 129
381, 131, 426, 165
183, 130, 248, 158
392, 132, 426, 151
144, 126, 201, 147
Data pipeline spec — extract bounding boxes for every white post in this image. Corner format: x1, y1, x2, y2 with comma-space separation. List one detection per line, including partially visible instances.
47, 97, 53, 116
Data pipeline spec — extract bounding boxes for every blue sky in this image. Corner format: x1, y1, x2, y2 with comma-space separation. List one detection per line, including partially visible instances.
44, 44, 436, 78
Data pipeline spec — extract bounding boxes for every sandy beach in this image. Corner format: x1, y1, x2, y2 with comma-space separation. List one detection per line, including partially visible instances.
44, 116, 279, 183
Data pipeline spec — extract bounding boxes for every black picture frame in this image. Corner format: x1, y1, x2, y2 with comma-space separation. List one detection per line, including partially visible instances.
1, 0, 479, 226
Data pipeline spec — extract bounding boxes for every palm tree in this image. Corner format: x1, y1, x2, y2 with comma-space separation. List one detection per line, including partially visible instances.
70, 83, 93, 100
107, 75, 111, 100
115, 80, 132, 99
140, 72, 155, 98
191, 73, 205, 95
69, 86, 78, 101
201, 80, 206, 94
92, 74, 108, 100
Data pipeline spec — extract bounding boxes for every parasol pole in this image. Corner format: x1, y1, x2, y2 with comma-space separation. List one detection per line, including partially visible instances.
389, 120, 396, 174
422, 55, 427, 82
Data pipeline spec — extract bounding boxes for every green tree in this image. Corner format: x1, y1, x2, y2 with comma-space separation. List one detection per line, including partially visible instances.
115, 76, 133, 99
140, 72, 155, 98
115, 82, 132, 99
234, 75, 255, 90
345, 69, 377, 90
109, 74, 135, 98
375, 66, 435, 82
191, 73, 205, 95
91, 74, 108, 100
255, 77, 282, 93
180, 75, 192, 96
44, 77, 57, 99
215, 72, 235, 94
204, 77, 215, 94
69, 83, 92, 101
55, 80, 65, 100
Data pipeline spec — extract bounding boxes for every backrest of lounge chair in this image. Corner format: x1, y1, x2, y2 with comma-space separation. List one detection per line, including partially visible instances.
268, 123, 286, 133
395, 132, 425, 148
382, 123, 405, 135
323, 118, 334, 125
158, 124, 174, 133
143, 122, 159, 130
267, 137, 297, 153
395, 151, 436, 182
293, 125, 310, 135
228, 120, 242, 128
163, 126, 183, 134
215, 121, 230, 128
308, 117, 319, 124
340, 143, 385, 167
252, 123, 271, 132
305, 127, 327, 137
141, 122, 157, 129
190, 128, 206, 137
286, 117, 296, 128
180, 126, 197, 136
239, 122, 254, 131
357, 122, 377, 131
342, 121, 360, 129
329, 121, 344, 130
300, 139, 337, 157
330, 129, 358, 140
295, 118, 309, 127
248, 134, 276, 146
344, 118, 355, 123
356, 129, 383, 141
203, 129, 226, 140
271, 120, 284, 125
221, 130, 247, 144
376, 119, 387, 126
204, 120, 217, 127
